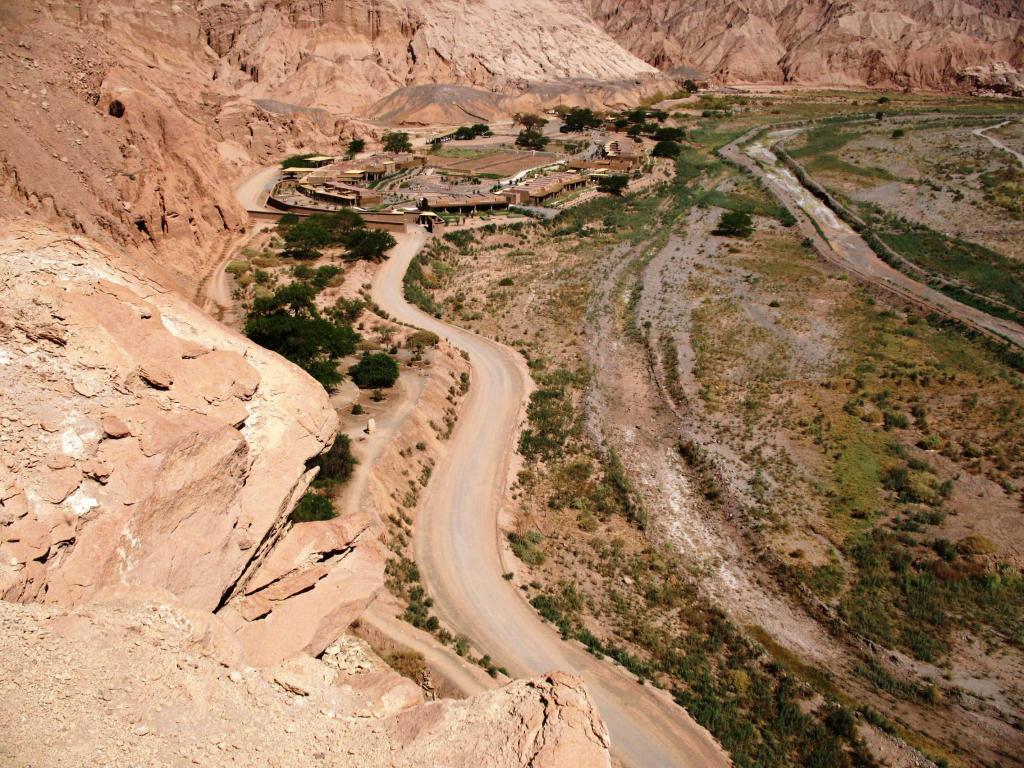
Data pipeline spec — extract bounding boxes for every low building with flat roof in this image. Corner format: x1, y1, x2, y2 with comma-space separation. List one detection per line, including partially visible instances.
502, 171, 588, 206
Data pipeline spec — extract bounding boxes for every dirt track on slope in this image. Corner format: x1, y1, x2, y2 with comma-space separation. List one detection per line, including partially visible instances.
371, 229, 730, 768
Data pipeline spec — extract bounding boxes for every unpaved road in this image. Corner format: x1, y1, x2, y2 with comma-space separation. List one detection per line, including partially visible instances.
235, 163, 280, 213
722, 131, 1024, 349
199, 164, 281, 320
974, 119, 1024, 169
372, 229, 729, 768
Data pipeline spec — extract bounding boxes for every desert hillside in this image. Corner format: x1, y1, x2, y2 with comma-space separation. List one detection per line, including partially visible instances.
583, 0, 1024, 91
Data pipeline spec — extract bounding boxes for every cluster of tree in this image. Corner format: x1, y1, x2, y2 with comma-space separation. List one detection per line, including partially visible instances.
515, 128, 549, 150
559, 107, 602, 133
244, 280, 360, 388
652, 140, 682, 158
382, 131, 412, 153
597, 175, 629, 196
452, 123, 491, 140
278, 211, 396, 262
612, 107, 669, 133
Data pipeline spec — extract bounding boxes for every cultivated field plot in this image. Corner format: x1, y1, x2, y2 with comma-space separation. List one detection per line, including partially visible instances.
426, 149, 559, 177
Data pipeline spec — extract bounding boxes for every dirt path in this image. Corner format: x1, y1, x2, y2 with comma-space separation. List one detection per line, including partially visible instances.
974, 119, 1024, 169
721, 131, 1024, 349
371, 229, 729, 768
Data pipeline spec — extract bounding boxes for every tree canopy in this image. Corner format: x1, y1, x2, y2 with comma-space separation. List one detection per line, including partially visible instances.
514, 113, 548, 130
345, 137, 365, 158
597, 175, 629, 196
713, 210, 754, 238
453, 124, 491, 140
652, 140, 682, 158
382, 131, 412, 153
560, 107, 602, 132
515, 128, 549, 150
344, 228, 397, 262
278, 211, 394, 262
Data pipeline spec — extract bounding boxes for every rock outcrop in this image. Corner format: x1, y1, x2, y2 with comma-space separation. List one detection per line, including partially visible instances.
0, 222, 338, 611
582, 0, 1024, 91
0, 597, 611, 767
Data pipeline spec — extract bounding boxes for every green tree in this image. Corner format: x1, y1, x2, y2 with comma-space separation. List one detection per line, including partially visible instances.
652, 140, 682, 158
713, 210, 754, 237
597, 175, 629, 195
453, 124, 491, 140
345, 137, 365, 158
683, 79, 699, 93
349, 352, 400, 389
282, 210, 365, 256
344, 228, 397, 262
382, 131, 412, 153
281, 153, 319, 169
561, 107, 602, 132
515, 129, 549, 150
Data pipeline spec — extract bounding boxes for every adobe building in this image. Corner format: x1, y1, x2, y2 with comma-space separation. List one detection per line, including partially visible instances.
502, 171, 588, 206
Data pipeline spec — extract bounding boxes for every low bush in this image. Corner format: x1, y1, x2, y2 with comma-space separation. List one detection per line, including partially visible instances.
313, 434, 357, 488
349, 352, 400, 388
290, 492, 336, 523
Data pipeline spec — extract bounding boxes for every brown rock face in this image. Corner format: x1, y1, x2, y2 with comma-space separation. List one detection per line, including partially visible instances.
0, 222, 337, 613
582, 0, 1024, 90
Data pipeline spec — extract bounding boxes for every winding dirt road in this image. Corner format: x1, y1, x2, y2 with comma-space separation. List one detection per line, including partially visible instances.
371, 229, 729, 768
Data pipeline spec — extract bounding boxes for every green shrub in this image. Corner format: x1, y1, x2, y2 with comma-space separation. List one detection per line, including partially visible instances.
290, 492, 336, 523
313, 434, 357, 487
349, 352, 400, 388
509, 531, 546, 565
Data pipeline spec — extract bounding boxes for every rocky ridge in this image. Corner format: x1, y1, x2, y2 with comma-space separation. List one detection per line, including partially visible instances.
583, 0, 1024, 91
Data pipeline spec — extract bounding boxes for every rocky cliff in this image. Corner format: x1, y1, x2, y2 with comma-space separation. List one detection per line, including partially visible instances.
582, 0, 1024, 91
198, 0, 659, 113
0, 222, 340, 614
